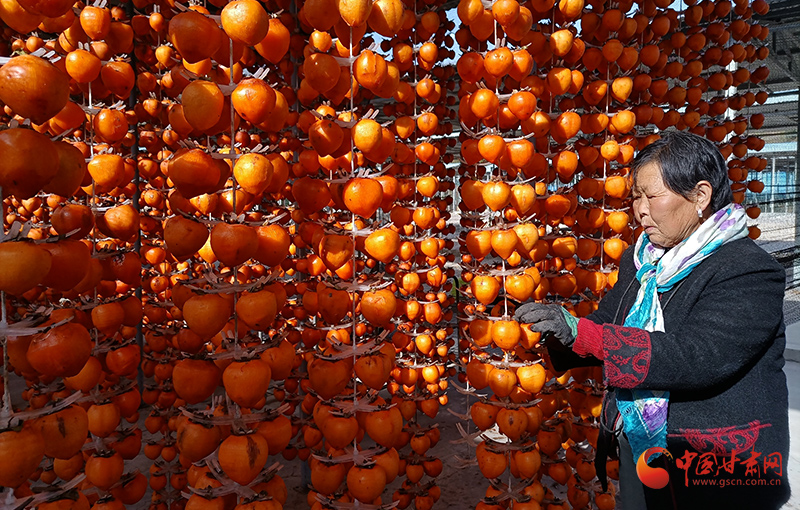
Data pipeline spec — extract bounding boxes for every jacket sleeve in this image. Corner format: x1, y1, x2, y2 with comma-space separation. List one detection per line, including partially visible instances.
587, 262, 785, 391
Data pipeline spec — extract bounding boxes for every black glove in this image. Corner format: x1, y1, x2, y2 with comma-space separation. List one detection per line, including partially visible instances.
513, 302, 579, 348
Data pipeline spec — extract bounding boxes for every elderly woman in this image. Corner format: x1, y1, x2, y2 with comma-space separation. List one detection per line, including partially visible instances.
515, 131, 790, 509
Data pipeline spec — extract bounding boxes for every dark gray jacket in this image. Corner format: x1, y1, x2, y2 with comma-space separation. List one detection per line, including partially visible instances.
549, 238, 791, 509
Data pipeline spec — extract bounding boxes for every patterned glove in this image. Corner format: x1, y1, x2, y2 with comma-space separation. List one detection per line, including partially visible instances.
513, 302, 579, 348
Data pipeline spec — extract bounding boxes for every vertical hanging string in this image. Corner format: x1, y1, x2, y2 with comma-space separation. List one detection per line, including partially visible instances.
600, 54, 610, 273
412, 0, 420, 423
88, 72, 95, 223
495, 3, 509, 328
349, 25, 359, 457
500, 8, 512, 495
494, 6, 500, 145
229, 35, 240, 354
88, 72, 100, 356
545, 5, 555, 309
131, 2, 145, 397
85, 32, 105, 457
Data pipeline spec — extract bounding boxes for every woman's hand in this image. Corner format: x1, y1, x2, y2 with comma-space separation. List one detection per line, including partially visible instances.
513, 303, 579, 348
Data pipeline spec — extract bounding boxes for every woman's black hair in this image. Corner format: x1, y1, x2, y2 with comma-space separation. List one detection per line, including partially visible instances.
630, 131, 734, 212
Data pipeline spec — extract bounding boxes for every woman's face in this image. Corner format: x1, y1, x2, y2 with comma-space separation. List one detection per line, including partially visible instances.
631, 162, 703, 249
